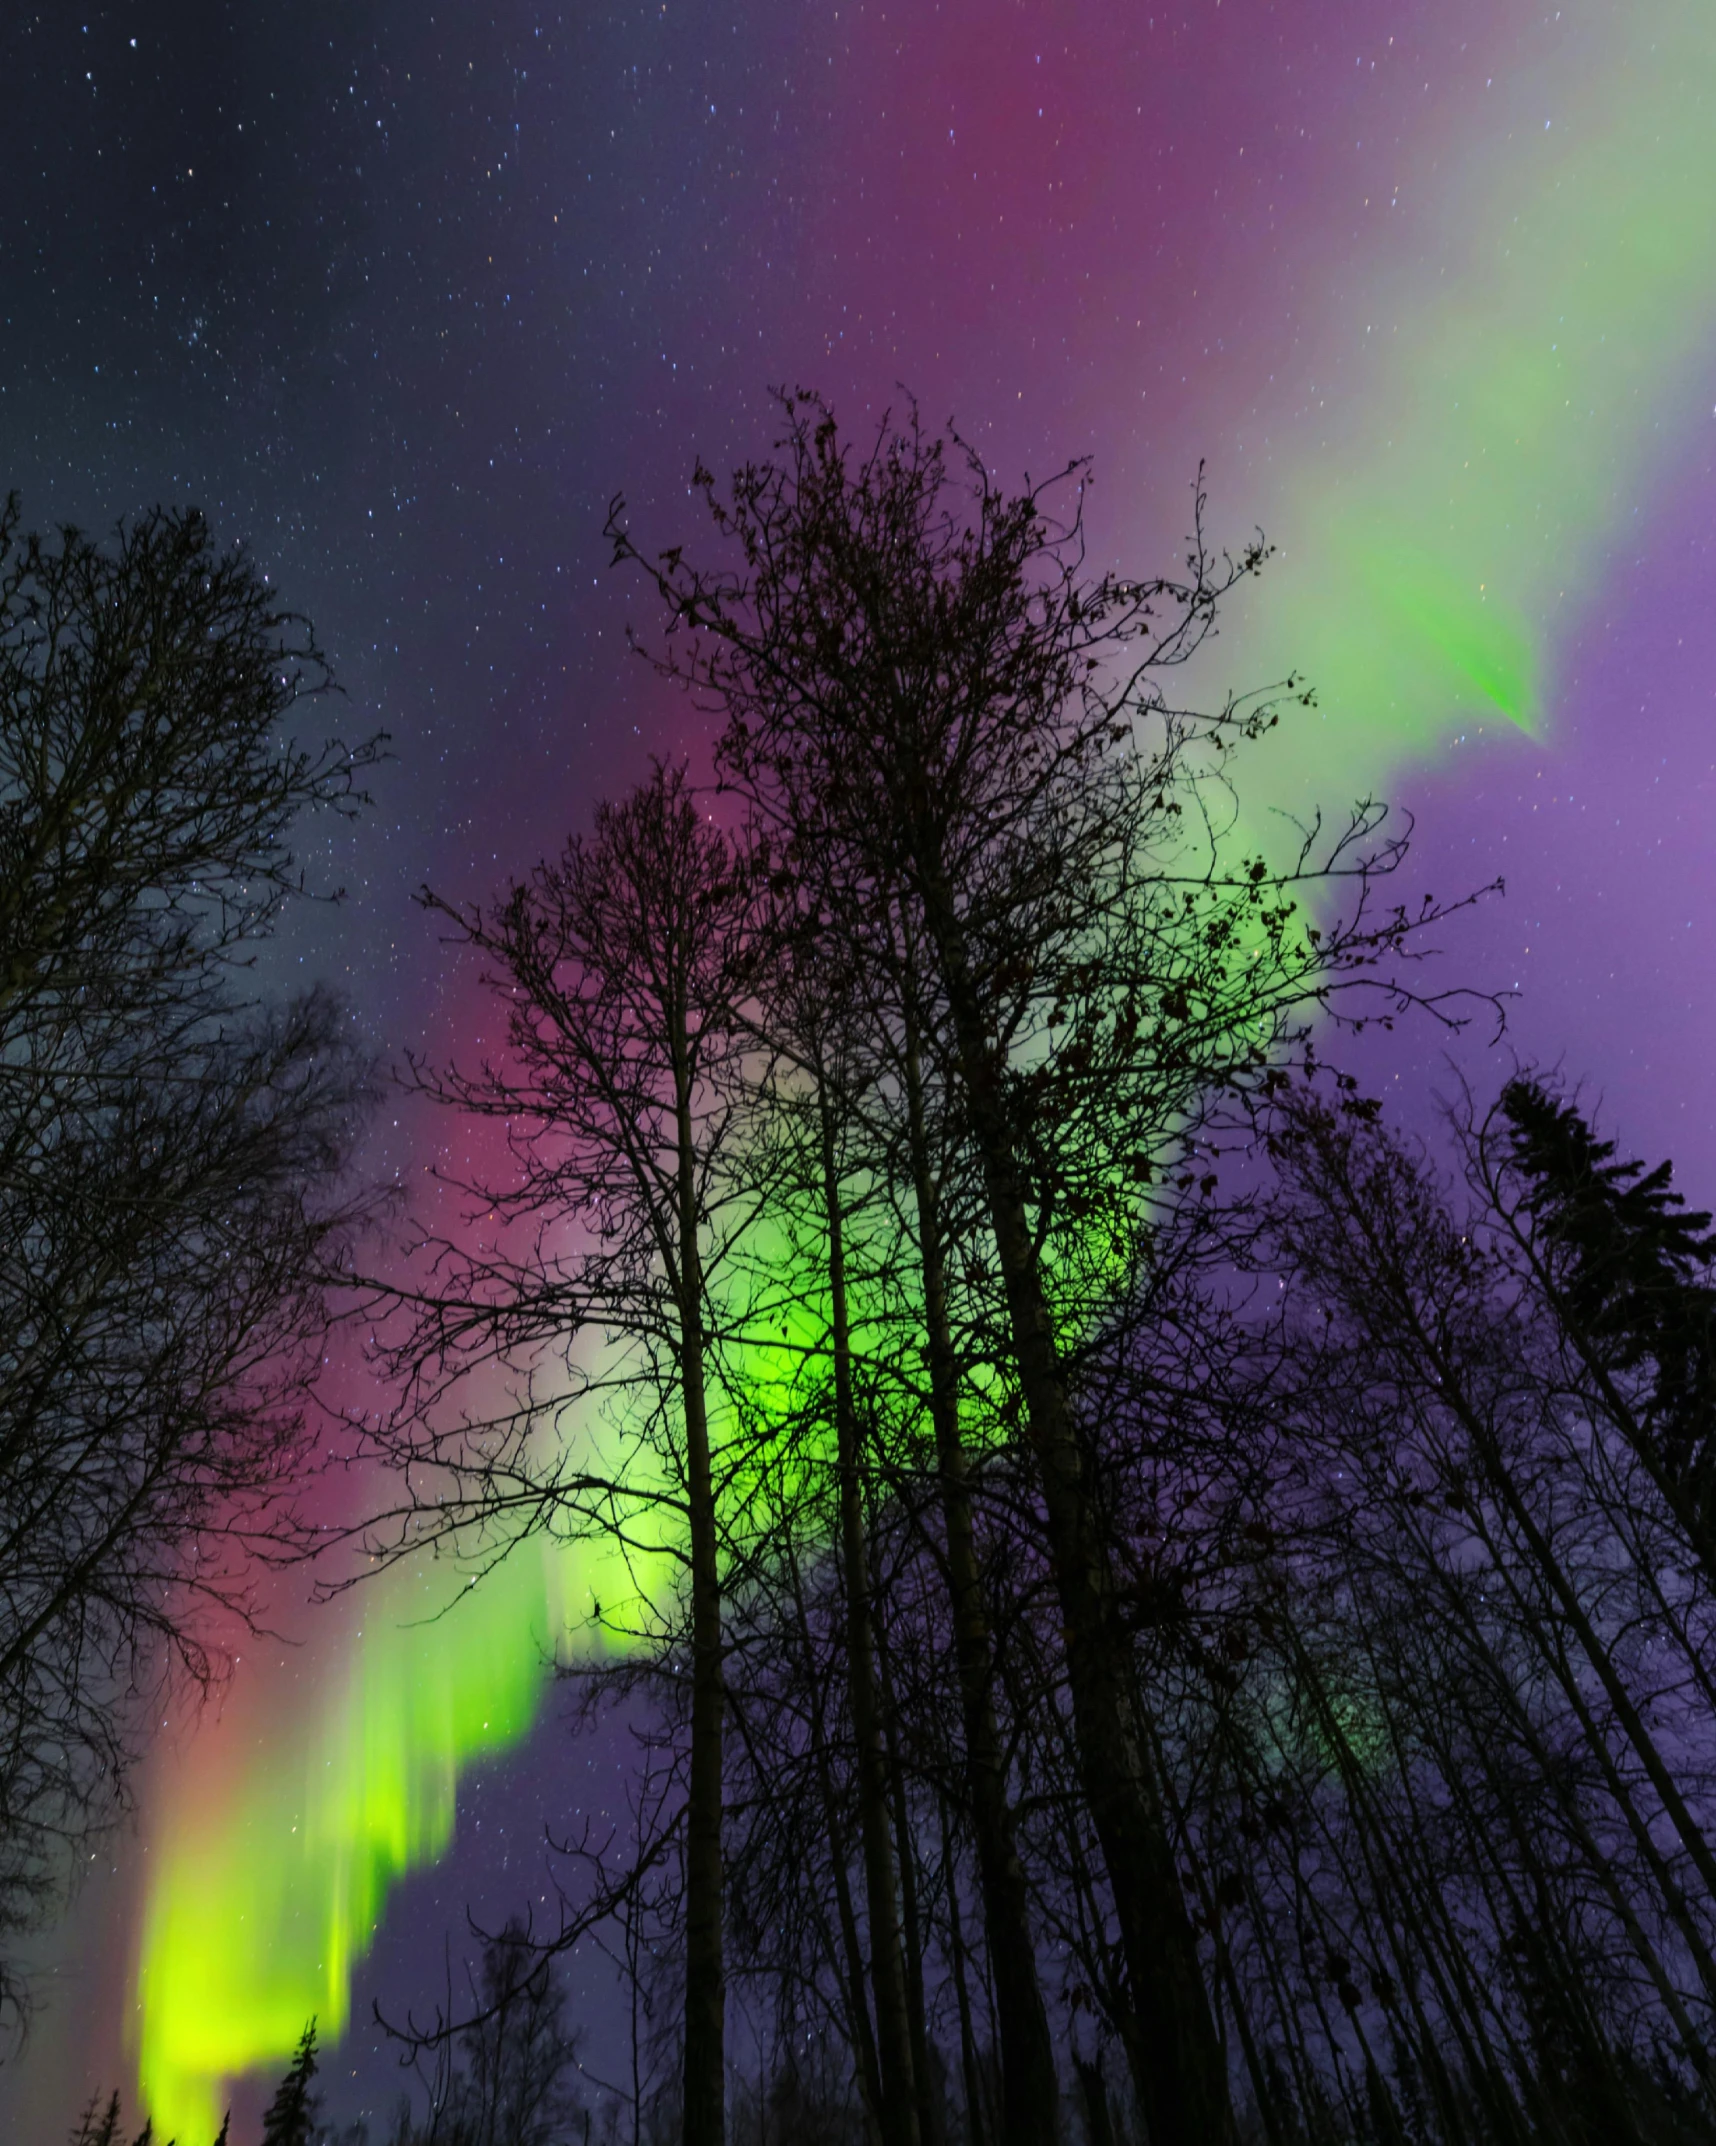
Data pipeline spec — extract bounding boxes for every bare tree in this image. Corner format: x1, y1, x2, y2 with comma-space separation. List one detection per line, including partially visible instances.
393, 1925, 587, 2146
607, 391, 1481, 2145
741, 836, 1061, 2146
1203, 1076, 1716, 2140
368, 760, 769, 2146
734, 923, 929, 2146
0, 499, 379, 2013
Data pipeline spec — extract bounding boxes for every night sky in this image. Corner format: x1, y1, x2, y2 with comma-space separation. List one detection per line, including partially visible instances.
2, 2, 1714, 2135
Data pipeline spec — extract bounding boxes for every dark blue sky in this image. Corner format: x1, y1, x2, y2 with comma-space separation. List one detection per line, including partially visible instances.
3, 2, 1714, 2135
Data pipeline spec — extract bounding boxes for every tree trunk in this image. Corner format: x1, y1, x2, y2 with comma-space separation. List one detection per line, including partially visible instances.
940, 1802, 991, 2146
1403, 1289, 1716, 1915
1075, 2055, 1116, 2146
822, 1090, 923, 2146
877, 1627, 941, 2146
902, 1012, 1062, 2146
917, 870, 1233, 2146
677, 1052, 726, 2146
792, 1544, 888, 2129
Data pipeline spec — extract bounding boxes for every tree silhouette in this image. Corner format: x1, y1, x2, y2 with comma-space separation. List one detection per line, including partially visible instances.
353, 389, 1716, 2146
67, 2092, 123, 2146
1500, 1076, 1716, 1567
0, 499, 380, 2014
368, 760, 765, 2146
608, 388, 1483, 2146
260, 2021, 319, 2146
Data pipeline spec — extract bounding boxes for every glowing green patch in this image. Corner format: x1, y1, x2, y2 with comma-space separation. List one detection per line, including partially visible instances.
135, 8, 1716, 2129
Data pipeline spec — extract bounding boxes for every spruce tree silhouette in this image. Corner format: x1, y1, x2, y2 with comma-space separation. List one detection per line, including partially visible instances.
65, 2089, 177, 2145
1502, 1078, 1716, 1555
68, 2092, 122, 2146
259, 2022, 319, 2146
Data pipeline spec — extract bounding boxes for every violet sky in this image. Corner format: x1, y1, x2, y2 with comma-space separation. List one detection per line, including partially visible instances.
0, 1, 1712, 2132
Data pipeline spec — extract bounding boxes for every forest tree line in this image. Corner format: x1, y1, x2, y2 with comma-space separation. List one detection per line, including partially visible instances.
6, 402, 1716, 2146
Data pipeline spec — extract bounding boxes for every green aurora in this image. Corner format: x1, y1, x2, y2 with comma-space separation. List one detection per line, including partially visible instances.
134, 10, 1716, 2132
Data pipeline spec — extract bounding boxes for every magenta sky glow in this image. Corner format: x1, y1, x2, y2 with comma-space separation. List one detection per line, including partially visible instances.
1, 3, 1712, 2133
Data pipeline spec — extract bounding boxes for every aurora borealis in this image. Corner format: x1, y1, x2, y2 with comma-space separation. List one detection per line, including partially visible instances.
3, 2, 1715, 2135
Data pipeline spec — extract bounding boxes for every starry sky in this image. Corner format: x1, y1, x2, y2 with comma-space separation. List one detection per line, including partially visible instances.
2, 2, 1714, 2135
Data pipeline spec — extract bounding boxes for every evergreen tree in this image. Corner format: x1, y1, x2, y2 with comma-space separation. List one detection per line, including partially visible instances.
1501, 1077, 1716, 1553
261, 2021, 320, 2146
68, 2093, 122, 2146
63, 2092, 177, 2146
